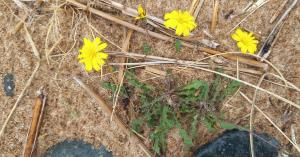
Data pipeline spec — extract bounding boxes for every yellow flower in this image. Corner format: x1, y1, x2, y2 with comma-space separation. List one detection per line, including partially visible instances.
135, 4, 146, 20
164, 10, 197, 37
78, 37, 108, 72
231, 28, 259, 54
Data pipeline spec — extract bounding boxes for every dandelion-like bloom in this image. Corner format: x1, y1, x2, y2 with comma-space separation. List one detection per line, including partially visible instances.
164, 10, 197, 37
135, 4, 146, 20
231, 28, 259, 54
78, 37, 108, 72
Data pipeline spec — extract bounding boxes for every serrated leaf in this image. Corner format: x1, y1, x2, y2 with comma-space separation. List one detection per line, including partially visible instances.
180, 80, 209, 103
179, 129, 193, 146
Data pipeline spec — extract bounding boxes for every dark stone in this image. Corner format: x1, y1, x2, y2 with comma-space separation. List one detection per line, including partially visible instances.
43, 140, 112, 157
3, 73, 15, 97
193, 129, 281, 157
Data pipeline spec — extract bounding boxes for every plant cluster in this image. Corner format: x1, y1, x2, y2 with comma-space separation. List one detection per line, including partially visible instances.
103, 70, 241, 155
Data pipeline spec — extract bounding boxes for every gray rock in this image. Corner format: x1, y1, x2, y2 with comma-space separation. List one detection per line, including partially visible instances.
43, 140, 112, 157
193, 129, 282, 157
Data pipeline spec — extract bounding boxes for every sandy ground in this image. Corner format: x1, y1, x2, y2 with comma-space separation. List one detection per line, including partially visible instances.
0, 0, 300, 157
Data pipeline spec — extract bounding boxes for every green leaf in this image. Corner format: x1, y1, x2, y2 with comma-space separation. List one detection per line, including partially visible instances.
160, 106, 174, 129
179, 129, 193, 146
203, 115, 217, 132
175, 39, 182, 53
101, 82, 128, 98
190, 114, 199, 138
152, 135, 161, 154
218, 80, 241, 101
102, 82, 117, 92
125, 71, 153, 93
130, 118, 143, 133
142, 43, 151, 54
180, 80, 209, 103
209, 69, 223, 103
219, 121, 238, 130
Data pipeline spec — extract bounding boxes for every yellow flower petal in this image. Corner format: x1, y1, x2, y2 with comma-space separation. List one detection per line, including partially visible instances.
77, 37, 109, 72
164, 19, 177, 29
163, 10, 197, 37
175, 24, 184, 36
231, 34, 240, 41
98, 52, 108, 59
136, 4, 146, 20
231, 28, 259, 54
93, 59, 101, 71
93, 37, 101, 45
97, 43, 108, 52
85, 62, 93, 72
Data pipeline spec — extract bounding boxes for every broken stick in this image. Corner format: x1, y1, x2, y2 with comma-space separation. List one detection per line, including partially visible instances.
211, 0, 219, 33
23, 90, 46, 157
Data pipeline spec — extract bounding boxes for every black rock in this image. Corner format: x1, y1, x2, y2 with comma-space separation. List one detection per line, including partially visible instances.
193, 129, 281, 157
3, 73, 15, 96
43, 140, 112, 157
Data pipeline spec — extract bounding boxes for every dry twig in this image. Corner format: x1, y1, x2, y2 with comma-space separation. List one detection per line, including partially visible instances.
73, 76, 153, 157
211, 0, 219, 33
258, 0, 298, 60
23, 90, 46, 157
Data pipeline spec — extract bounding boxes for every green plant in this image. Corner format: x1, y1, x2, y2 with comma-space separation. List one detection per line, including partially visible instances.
179, 80, 209, 104
125, 71, 193, 154
103, 69, 242, 155
203, 113, 239, 132
142, 43, 151, 54
101, 82, 128, 99
150, 105, 175, 154
175, 39, 182, 53
130, 118, 143, 133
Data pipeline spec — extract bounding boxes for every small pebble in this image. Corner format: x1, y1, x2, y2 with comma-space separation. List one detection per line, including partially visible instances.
3, 73, 15, 97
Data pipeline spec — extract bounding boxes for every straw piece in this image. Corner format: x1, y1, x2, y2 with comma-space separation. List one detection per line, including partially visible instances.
193, 0, 205, 18
24, 26, 40, 59
269, 0, 289, 23
211, 0, 219, 33
189, 0, 200, 14
23, 92, 46, 157
145, 67, 166, 77
118, 29, 134, 83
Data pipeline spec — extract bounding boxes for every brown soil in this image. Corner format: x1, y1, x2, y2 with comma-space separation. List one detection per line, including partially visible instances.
0, 0, 300, 157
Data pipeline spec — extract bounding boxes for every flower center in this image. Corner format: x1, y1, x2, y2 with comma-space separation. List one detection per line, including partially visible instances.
176, 16, 187, 24
240, 37, 251, 46
87, 47, 97, 59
